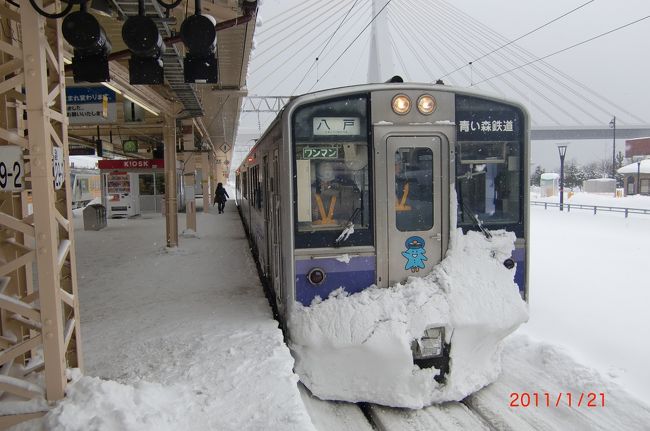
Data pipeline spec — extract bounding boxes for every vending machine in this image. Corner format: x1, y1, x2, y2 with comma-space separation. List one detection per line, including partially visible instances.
104, 172, 140, 218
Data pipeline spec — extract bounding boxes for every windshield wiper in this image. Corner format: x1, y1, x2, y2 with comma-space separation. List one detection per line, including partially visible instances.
335, 207, 361, 247
462, 202, 492, 239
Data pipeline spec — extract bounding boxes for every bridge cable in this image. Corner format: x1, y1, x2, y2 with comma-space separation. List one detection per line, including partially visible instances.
252, 5, 350, 85
256, 0, 321, 36
439, 0, 595, 81
433, 0, 628, 122
407, 0, 565, 124
259, 0, 370, 95
431, 0, 646, 123
418, 0, 592, 124
251, 0, 348, 66
255, 0, 331, 43
474, 15, 650, 86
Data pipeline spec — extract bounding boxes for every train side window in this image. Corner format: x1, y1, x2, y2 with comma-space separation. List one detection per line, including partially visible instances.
395, 148, 433, 232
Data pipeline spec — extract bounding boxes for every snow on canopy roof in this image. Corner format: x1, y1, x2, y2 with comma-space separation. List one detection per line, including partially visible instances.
618, 159, 650, 174
541, 173, 560, 180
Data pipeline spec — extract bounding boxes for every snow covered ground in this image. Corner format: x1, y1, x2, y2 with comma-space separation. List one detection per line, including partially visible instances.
522, 204, 650, 405
10, 195, 650, 430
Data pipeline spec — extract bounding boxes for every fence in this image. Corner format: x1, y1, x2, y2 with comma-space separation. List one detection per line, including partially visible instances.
531, 201, 650, 218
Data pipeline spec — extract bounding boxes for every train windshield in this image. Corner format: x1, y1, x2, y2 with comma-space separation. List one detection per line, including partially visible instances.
455, 95, 525, 233
292, 95, 373, 248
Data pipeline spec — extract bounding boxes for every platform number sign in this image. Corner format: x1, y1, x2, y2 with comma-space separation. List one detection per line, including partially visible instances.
0, 146, 24, 191
52, 147, 64, 190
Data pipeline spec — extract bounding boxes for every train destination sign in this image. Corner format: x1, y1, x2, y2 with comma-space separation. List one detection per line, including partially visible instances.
313, 117, 360, 136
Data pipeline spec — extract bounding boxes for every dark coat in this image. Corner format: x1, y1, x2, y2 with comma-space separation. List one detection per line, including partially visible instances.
214, 187, 229, 204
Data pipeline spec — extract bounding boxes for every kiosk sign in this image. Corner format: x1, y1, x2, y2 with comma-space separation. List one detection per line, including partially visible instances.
98, 159, 164, 170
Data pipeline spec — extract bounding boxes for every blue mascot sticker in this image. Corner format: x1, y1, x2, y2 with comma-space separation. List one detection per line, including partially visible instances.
402, 236, 427, 272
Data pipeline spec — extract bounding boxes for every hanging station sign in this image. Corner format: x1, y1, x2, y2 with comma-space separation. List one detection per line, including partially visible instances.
66, 86, 117, 124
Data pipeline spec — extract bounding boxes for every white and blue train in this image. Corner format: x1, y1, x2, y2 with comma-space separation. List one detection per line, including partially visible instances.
236, 81, 529, 390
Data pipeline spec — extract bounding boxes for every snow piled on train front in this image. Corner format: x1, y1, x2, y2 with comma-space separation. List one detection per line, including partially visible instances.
287, 229, 529, 408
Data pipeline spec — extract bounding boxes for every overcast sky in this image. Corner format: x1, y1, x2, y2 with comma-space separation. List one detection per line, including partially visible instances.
236, 0, 650, 168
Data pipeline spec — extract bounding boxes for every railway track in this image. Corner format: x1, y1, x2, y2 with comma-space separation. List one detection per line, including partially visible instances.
299, 374, 650, 431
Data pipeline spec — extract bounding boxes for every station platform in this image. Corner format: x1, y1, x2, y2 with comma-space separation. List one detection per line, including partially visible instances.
17, 200, 316, 430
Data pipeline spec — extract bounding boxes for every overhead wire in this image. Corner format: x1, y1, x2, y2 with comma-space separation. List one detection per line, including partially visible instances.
290, 0, 363, 95
473, 15, 650, 85
407, 0, 564, 125
439, 0, 595, 81
283, 0, 372, 94
440, 0, 646, 123
307, 0, 393, 92
418, 0, 588, 125
434, 0, 609, 124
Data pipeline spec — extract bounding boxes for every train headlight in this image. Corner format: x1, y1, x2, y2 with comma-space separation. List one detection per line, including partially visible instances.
391, 94, 411, 115
417, 95, 436, 115
307, 268, 326, 285
411, 326, 444, 359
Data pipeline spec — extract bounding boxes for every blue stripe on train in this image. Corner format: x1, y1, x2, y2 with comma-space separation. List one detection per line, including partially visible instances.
295, 256, 376, 306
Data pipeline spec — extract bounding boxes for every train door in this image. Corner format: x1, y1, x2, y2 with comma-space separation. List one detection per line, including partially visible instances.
270, 148, 283, 307
386, 136, 447, 285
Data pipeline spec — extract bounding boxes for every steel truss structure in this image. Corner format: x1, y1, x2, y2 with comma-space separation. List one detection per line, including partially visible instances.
0, 1, 82, 427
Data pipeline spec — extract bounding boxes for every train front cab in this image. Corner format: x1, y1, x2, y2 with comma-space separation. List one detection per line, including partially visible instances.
283, 86, 528, 376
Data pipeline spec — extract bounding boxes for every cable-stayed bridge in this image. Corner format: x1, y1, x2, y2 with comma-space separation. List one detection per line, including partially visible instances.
241, 0, 650, 142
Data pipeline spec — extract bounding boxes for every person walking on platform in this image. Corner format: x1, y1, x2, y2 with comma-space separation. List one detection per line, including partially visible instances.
214, 182, 229, 214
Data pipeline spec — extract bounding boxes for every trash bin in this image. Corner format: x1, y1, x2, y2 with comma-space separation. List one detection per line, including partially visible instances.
83, 204, 107, 231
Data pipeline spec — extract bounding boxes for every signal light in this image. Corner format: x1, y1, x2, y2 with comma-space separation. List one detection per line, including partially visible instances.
122, 14, 165, 85
62, 10, 112, 83
180, 13, 218, 83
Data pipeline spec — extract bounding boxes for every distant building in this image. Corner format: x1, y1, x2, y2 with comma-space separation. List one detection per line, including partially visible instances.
624, 137, 650, 160
617, 159, 650, 196
583, 178, 616, 194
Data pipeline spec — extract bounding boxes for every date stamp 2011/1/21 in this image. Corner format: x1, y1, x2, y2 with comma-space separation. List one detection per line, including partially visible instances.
510, 392, 606, 408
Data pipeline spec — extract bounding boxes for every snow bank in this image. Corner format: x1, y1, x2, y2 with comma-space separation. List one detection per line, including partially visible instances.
44, 371, 191, 431
288, 229, 528, 408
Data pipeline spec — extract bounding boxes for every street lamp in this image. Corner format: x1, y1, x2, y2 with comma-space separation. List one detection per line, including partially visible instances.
609, 116, 616, 179
558, 144, 568, 211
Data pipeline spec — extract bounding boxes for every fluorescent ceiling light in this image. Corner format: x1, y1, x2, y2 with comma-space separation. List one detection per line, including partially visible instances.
101, 81, 122, 95
122, 93, 160, 117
